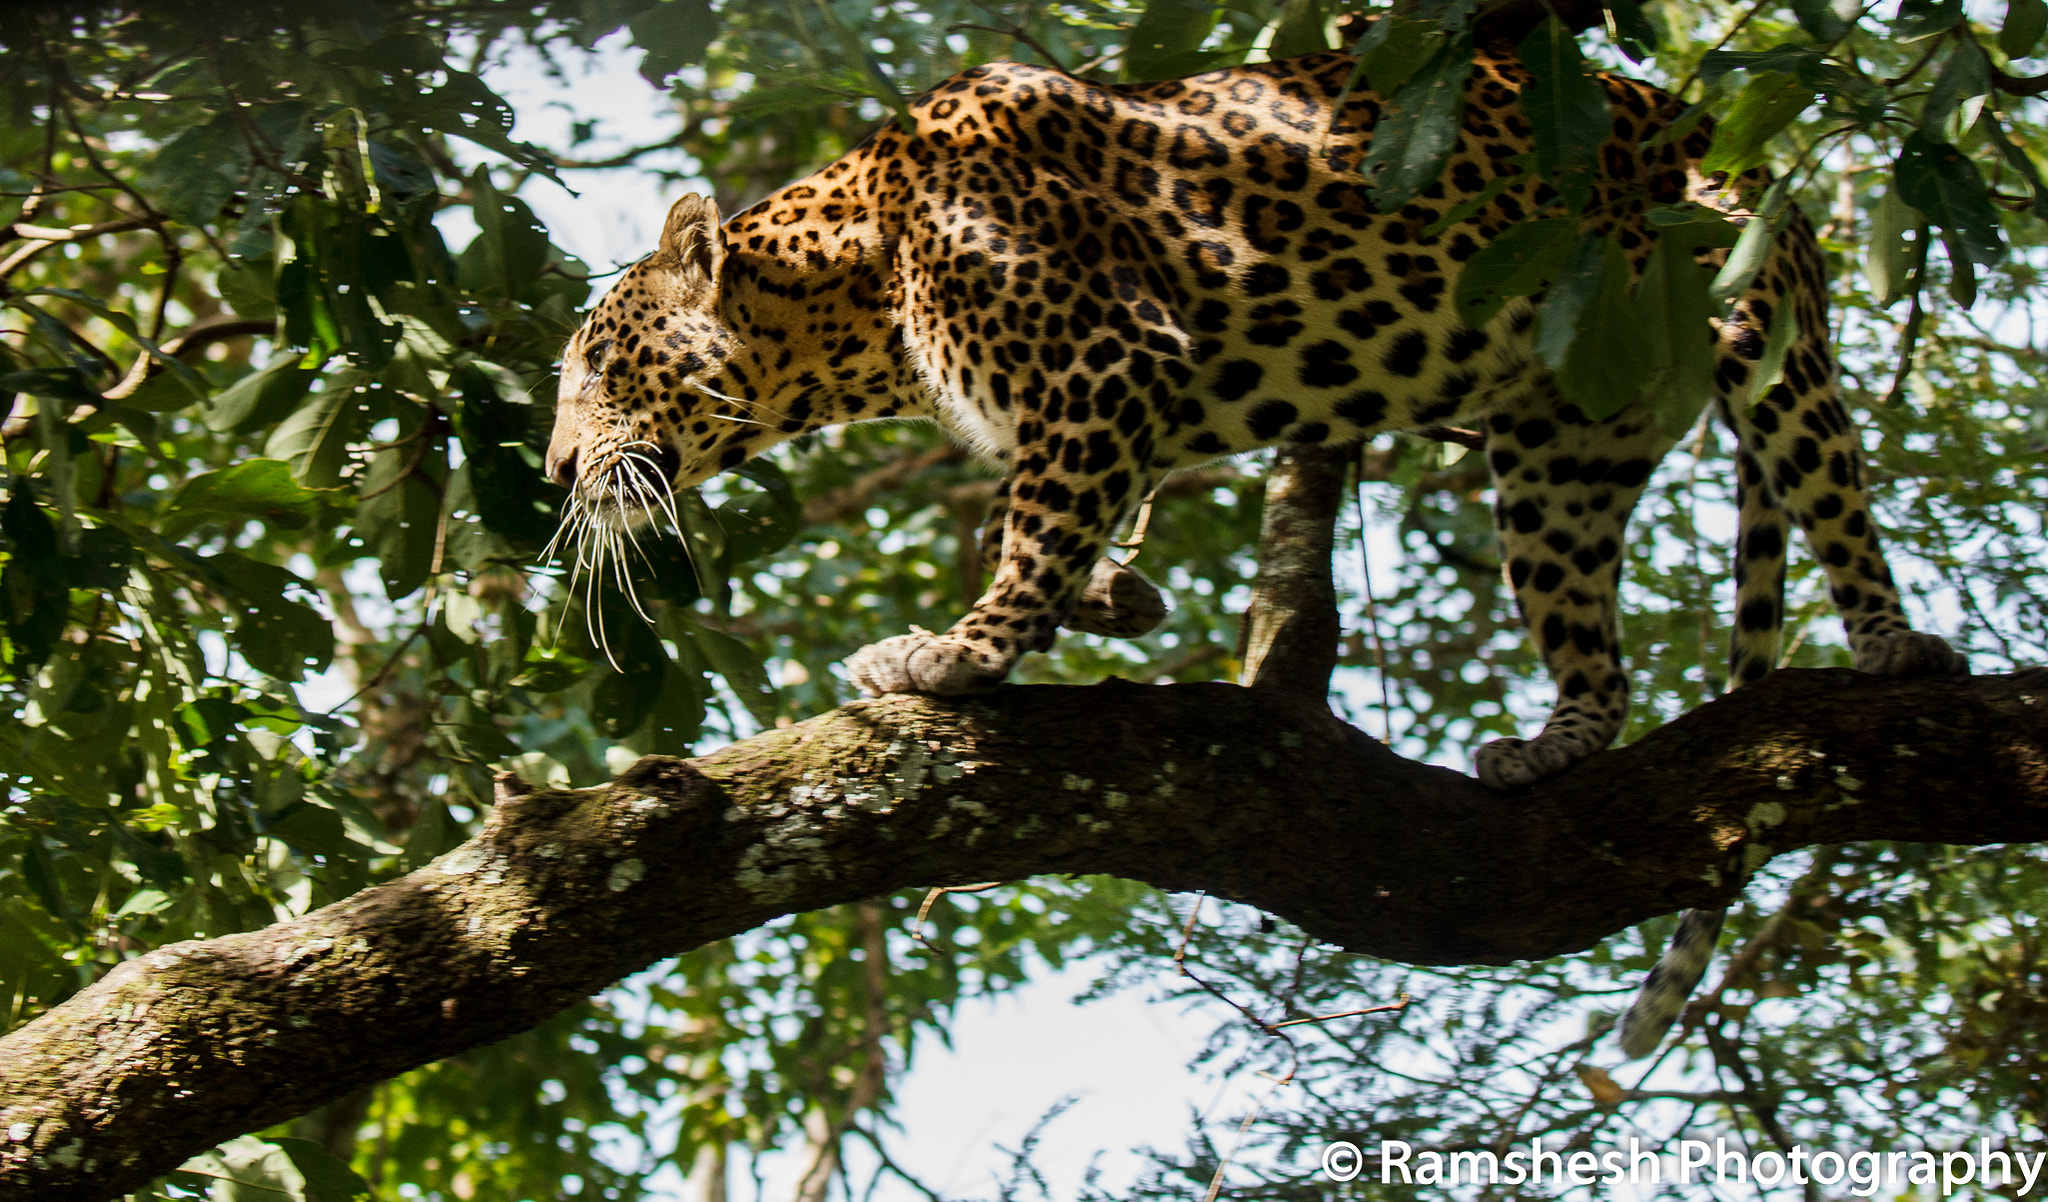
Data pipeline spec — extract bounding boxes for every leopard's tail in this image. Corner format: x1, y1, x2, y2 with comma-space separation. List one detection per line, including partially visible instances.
1617, 394, 1787, 1059
1616, 906, 1725, 1058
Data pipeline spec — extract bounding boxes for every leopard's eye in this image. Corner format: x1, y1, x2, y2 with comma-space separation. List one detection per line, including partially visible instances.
584, 339, 613, 371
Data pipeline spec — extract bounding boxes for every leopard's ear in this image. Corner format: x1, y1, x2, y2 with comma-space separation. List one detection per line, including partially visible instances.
654, 194, 724, 303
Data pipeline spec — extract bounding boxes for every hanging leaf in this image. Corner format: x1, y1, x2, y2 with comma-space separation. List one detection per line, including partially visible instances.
1554, 236, 1646, 419
1123, 0, 1220, 81
2003, 0, 2048, 58
1709, 178, 1790, 303
158, 459, 336, 540
1891, 0, 1965, 40
1607, 0, 1659, 60
1741, 298, 1799, 412
1789, 0, 1849, 40
1698, 72, 1814, 176
1632, 231, 1721, 438
1268, 0, 1331, 58
1517, 18, 1609, 184
207, 553, 334, 681
1452, 216, 1577, 329
629, 0, 722, 87
1359, 38, 1473, 209
1921, 41, 1990, 141
1358, 17, 1442, 95
263, 371, 365, 488
144, 115, 251, 227
355, 463, 441, 599
1531, 230, 1605, 370
1865, 187, 1922, 306
1895, 131, 2007, 267
1982, 112, 2048, 219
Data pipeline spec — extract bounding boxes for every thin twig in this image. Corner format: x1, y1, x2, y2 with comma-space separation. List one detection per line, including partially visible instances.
1269, 995, 1411, 1029
910, 881, 1005, 952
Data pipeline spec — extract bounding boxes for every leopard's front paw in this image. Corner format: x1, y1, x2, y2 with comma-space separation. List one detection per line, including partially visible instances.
1474, 730, 1599, 790
1065, 558, 1169, 638
1853, 629, 1969, 678
844, 628, 1014, 696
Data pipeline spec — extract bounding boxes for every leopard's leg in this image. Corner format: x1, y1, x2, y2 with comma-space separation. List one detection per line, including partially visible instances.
1617, 222, 1964, 1060
1721, 226, 1966, 680
978, 480, 1167, 639
845, 363, 1171, 695
1472, 394, 1676, 790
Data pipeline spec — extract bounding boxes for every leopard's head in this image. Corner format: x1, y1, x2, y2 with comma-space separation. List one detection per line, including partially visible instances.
547, 195, 777, 538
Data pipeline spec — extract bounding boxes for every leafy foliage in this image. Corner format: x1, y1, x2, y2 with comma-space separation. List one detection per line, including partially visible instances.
0, 0, 2045, 1197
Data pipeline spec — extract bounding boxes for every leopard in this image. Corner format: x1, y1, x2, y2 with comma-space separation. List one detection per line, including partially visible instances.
544, 44, 1966, 1058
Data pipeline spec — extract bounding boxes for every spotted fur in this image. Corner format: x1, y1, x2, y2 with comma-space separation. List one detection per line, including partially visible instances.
547, 48, 1966, 1048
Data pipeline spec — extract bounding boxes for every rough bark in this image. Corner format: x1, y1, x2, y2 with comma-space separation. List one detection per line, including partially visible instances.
0, 667, 2044, 1198
1239, 444, 1352, 697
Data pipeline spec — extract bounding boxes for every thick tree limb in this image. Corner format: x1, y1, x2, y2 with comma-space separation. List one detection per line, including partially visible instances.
1240, 444, 1351, 697
1, 668, 2045, 1198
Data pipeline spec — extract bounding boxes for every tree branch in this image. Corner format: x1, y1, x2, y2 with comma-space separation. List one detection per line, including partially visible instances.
1240, 444, 1351, 697
2, 668, 2045, 1198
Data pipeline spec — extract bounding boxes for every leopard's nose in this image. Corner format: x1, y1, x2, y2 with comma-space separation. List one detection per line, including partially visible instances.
546, 447, 578, 489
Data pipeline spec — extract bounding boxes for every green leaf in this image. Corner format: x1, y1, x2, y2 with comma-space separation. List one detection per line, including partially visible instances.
1, 488, 68, 673
1633, 232, 1721, 437
12, 289, 209, 398
355, 471, 440, 600
454, 366, 552, 547
159, 460, 331, 541
635, 661, 707, 754
513, 652, 590, 693
1358, 17, 1442, 95
1741, 295, 1798, 411
1892, 0, 1964, 40
1606, 0, 1659, 60
1982, 111, 2048, 219
1789, 0, 1849, 41
113, 888, 173, 918
1943, 229, 1979, 306
0, 368, 100, 407
458, 168, 553, 300
1865, 186, 1923, 305
263, 371, 364, 488
263, 802, 362, 860
179, 1135, 308, 1202
1452, 216, 1576, 329
2004, 0, 2048, 58
1710, 180, 1790, 303
207, 355, 320, 433
1698, 72, 1813, 175
719, 460, 802, 565
217, 262, 277, 321
1359, 38, 1472, 209
1699, 45, 1821, 86
1921, 40, 1990, 140
1268, 0, 1331, 58
1123, 0, 1220, 82
1531, 230, 1606, 370
207, 553, 334, 681
677, 616, 780, 726
272, 1138, 374, 1202
1895, 131, 2007, 266
1554, 235, 1646, 418
145, 115, 251, 227
629, 0, 721, 87
1517, 19, 1609, 182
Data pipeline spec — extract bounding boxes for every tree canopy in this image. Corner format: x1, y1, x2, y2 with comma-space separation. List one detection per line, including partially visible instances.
0, 0, 2044, 1199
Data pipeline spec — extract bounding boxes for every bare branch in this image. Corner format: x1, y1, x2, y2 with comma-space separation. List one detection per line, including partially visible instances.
1240, 444, 1351, 698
